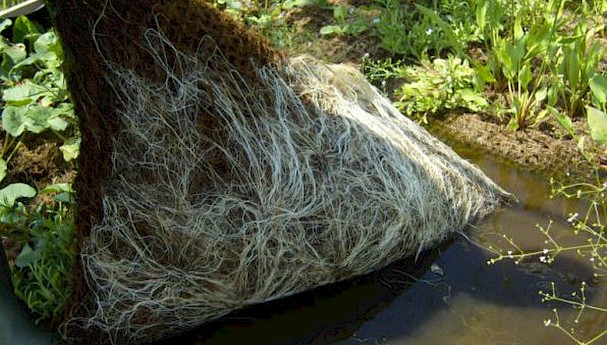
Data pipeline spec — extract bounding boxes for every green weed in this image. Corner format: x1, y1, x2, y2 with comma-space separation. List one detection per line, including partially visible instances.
0, 16, 80, 183
0, 182, 76, 323
0, 16, 78, 323
363, 56, 487, 123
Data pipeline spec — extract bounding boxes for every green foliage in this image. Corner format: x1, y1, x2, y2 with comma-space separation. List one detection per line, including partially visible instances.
396, 57, 487, 122
586, 106, 607, 144
0, 182, 35, 207
363, 56, 487, 123
0, 16, 78, 323
0, 183, 76, 323
373, 0, 480, 60
0, 16, 80, 186
319, 4, 370, 36
212, 0, 314, 48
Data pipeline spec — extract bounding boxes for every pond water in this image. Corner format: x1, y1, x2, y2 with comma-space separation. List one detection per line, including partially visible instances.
166, 141, 606, 345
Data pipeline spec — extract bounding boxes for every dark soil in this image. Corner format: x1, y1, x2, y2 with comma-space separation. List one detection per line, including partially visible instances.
428, 113, 601, 183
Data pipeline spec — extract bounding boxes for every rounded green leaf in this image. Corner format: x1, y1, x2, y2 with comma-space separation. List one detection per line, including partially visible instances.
34, 31, 60, 56
586, 106, 607, 145
0, 183, 36, 208
13, 15, 41, 45
589, 74, 607, 105
2, 106, 27, 137
24, 105, 51, 133
41, 183, 73, 194
60, 137, 80, 162
15, 244, 40, 268
0, 19, 12, 34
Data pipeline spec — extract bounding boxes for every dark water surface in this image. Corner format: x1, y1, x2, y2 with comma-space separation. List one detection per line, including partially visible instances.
166, 146, 606, 345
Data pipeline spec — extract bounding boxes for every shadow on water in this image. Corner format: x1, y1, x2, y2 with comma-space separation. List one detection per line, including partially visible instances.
161, 140, 605, 345
158, 245, 445, 345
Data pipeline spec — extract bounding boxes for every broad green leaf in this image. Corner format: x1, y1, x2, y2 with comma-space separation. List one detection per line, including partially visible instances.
0, 19, 12, 34
41, 183, 73, 194
2, 41, 27, 62
54, 192, 74, 204
15, 244, 40, 268
54, 102, 75, 120
474, 62, 495, 83
548, 106, 574, 137
586, 106, 607, 144
345, 20, 368, 35
2, 106, 27, 137
23, 105, 52, 133
0, 183, 36, 208
0, 159, 6, 183
534, 87, 548, 103
564, 45, 580, 89
282, 0, 327, 9
319, 25, 344, 35
60, 137, 80, 162
13, 16, 41, 45
333, 5, 348, 21
1, 82, 49, 105
589, 74, 607, 105
0, 42, 27, 79
458, 88, 488, 110
34, 31, 61, 57
518, 63, 532, 88
506, 117, 520, 131
12, 51, 59, 71
46, 115, 69, 131
513, 13, 524, 41
475, 1, 487, 33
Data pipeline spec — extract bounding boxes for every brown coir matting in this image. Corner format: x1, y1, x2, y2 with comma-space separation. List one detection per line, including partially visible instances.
48, 0, 282, 341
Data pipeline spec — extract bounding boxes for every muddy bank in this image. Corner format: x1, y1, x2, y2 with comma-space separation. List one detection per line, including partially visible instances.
427, 113, 600, 183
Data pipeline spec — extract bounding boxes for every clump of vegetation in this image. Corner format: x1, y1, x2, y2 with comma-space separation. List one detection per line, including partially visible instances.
0, 15, 78, 323
0, 182, 76, 323
363, 56, 487, 122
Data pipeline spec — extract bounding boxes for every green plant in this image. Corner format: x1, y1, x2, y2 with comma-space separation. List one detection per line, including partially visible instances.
0, 16, 80, 182
319, 4, 369, 36
475, 0, 566, 130
382, 56, 487, 123
585, 74, 607, 145
553, 14, 605, 118
212, 0, 324, 48
0, 182, 76, 323
374, 0, 472, 60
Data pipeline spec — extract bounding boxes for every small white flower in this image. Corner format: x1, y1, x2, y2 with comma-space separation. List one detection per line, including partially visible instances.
372, 17, 380, 24
544, 319, 552, 327
567, 213, 579, 223
540, 256, 547, 263
543, 249, 549, 254
426, 28, 433, 35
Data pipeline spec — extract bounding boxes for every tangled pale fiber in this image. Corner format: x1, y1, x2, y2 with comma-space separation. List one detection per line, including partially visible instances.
62, 28, 510, 344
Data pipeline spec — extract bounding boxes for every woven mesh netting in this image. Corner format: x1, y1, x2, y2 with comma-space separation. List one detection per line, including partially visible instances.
49, 0, 511, 343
